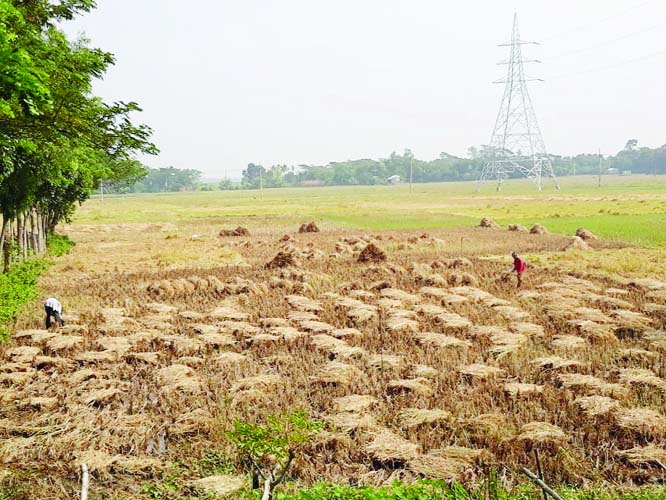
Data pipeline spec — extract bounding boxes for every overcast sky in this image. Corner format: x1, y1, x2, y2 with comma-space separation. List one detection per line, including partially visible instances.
65, 0, 666, 178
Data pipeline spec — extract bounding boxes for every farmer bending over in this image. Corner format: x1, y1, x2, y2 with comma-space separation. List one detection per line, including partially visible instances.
510, 252, 526, 288
44, 297, 64, 328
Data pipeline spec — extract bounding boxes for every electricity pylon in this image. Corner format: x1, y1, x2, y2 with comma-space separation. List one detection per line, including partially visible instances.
478, 14, 559, 191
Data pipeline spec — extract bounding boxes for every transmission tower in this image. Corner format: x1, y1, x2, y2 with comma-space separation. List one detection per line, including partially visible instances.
478, 14, 559, 191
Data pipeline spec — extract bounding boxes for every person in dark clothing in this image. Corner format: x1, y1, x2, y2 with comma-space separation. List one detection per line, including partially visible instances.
44, 297, 64, 328
511, 252, 526, 288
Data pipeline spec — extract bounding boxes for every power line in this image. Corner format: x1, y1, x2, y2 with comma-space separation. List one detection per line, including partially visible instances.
547, 48, 666, 80
541, 0, 659, 41
547, 20, 666, 61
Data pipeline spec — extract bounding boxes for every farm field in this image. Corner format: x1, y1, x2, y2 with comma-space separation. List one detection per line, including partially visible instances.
1, 178, 666, 499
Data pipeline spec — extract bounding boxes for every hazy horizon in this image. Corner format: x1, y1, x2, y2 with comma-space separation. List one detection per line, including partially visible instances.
65, 0, 666, 177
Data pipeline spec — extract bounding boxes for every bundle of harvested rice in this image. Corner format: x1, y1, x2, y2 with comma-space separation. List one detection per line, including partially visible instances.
191, 475, 246, 496
508, 224, 528, 232
446, 272, 478, 287
5, 346, 41, 364
564, 236, 591, 251
615, 408, 666, 437
326, 412, 378, 432
552, 335, 587, 350
286, 294, 322, 312
575, 395, 619, 417
529, 224, 548, 235
45, 335, 83, 352
479, 218, 499, 228
386, 316, 419, 333
298, 221, 320, 233
413, 365, 439, 379
219, 226, 250, 237
334, 394, 378, 413
357, 243, 387, 263
313, 362, 364, 385
559, 374, 628, 398
387, 378, 432, 396
414, 332, 470, 350
618, 368, 666, 392
492, 306, 529, 321
209, 306, 249, 321
504, 383, 544, 396
567, 320, 616, 344
459, 363, 504, 380
408, 452, 471, 480
617, 445, 666, 466
532, 356, 584, 370
157, 364, 201, 393
434, 312, 472, 330
398, 408, 452, 427
300, 320, 336, 334
83, 388, 121, 406
575, 228, 598, 241
510, 322, 545, 338
367, 354, 404, 370
516, 422, 567, 445
312, 334, 367, 360
265, 251, 298, 269
365, 429, 419, 462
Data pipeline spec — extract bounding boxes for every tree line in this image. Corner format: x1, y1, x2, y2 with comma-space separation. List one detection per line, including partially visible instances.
233, 140, 666, 190
0, 1, 156, 272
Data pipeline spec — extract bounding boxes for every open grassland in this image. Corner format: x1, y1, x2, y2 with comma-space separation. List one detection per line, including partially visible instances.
77, 175, 666, 247
1, 201, 665, 498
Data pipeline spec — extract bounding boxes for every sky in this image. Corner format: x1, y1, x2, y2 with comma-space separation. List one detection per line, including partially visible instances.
65, 0, 666, 178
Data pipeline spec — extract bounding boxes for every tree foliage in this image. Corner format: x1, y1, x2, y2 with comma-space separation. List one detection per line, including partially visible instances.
0, 0, 156, 270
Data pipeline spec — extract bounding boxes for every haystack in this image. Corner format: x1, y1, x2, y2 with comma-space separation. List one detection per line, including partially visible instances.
508, 224, 528, 232
219, 226, 250, 237
365, 429, 419, 462
398, 408, 452, 428
265, 251, 298, 269
298, 221, 320, 233
529, 223, 548, 234
479, 218, 499, 228
358, 243, 387, 263
575, 395, 619, 417
575, 227, 598, 241
516, 422, 567, 446
564, 236, 591, 251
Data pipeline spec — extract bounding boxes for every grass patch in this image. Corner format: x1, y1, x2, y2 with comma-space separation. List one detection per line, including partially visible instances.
74, 175, 666, 246
0, 235, 74, 341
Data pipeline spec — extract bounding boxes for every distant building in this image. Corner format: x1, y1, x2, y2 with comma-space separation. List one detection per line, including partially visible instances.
387, 175, 401, 184
621, 170, 632, 176
607, 167, 619, 175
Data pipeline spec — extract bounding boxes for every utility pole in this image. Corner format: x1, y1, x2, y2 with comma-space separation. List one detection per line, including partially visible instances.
259, 167, 264, 198
478, 13, 559, 192
598, 149, 602, 187
409, 156, 413, 193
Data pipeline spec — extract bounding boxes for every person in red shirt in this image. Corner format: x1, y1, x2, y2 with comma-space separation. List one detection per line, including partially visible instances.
511, 251, 526, 288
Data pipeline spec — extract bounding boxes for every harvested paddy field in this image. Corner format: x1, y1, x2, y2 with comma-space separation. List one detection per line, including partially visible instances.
1, 214, 665, 498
